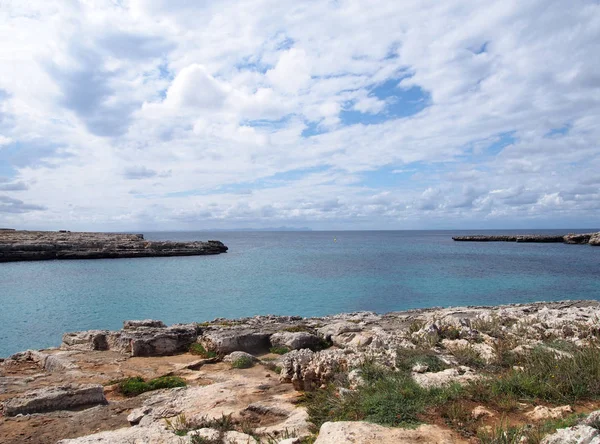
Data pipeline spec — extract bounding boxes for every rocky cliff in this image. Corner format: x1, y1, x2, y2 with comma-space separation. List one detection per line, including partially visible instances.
0, 230, 228, 262
453, 232, 600, 245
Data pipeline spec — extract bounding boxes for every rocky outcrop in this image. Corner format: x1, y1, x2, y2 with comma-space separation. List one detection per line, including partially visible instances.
62, 320, 199, 356
453, 232, 600, 245
0, 230, 228, 262
270, 331, 321, 350
2, 384, 106, 416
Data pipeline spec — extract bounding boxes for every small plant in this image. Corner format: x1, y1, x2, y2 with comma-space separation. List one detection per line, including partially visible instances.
165, 413, 193, 436
190, 343, 217, 358
231, 355, 254, 369
452, 345, 485, 369
407, 319, 426, 334
269, 346, 291, 355
439, 325, 461, 340
118, 375, 186, 397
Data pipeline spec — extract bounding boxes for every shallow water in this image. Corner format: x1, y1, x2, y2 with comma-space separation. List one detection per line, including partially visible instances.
1, 230, 599, 356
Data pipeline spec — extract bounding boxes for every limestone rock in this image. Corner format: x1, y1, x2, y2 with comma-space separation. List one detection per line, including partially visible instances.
128, 406, 152, 425
280, 349, 355, 391
200, 328, 271, 355
526, 405, 573, 421
57, 425, 184, 443
582, 410, 600, 427
412, 366, 479, 388
317, 322, 362, 340
472, 405, 495, 420
541, 425, 600, 444
590, 233, 600, 246
3, 384, 106, 416
270, 331, 321, 350
62, 330, 110, 351
223, 351, 258, 363
314, 421, 458, 443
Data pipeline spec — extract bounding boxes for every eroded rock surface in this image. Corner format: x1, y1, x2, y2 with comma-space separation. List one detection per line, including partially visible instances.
3, 384, 106, 416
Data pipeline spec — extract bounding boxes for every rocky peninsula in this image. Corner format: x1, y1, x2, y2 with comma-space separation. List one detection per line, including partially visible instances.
2, 301, 600, 443
0, 230, 228, 262
453, 232, 600, 245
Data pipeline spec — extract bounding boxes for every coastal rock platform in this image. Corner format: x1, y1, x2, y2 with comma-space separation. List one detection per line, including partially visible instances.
0, 230, 228, 262
2, 300, 600, 443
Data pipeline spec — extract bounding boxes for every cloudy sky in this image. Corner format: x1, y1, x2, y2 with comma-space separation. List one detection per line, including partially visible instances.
0, 0, 599, 231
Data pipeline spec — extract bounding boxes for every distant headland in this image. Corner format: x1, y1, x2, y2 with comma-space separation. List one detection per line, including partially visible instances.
0, 230, 228, 262
453, 232, 600, 245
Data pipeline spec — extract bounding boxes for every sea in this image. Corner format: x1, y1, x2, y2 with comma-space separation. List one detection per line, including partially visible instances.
1, 230, 599, 357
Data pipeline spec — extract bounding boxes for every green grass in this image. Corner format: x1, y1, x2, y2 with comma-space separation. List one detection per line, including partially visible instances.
118, 375, 186, 397
395, 348, 449, 373
476, 346, 600, 403
451, 345, 486, 369
304, 361, 463, 430
189, 343, 217, 358
231, 355, 254, 369
269, 346, 291, 355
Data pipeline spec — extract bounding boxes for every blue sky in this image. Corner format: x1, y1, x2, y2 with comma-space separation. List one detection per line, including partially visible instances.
0, 1, 599, 230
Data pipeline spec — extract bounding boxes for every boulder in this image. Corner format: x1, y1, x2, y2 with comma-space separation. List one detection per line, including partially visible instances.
590, 233, 600, 246
541, 425, 599, 444
314, 421, 457, 444
270, 331, 321, 350
223, 351, 258, 363
2, 384, 106, 416
200, 328, 271, 355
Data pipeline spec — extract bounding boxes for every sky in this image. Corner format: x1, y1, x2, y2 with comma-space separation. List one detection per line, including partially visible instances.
0, 0, 599, 231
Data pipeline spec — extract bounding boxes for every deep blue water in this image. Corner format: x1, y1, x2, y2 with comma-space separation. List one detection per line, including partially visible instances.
1, 230, 599, 357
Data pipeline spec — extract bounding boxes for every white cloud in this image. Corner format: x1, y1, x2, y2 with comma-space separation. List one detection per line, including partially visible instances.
0, 0, 599, 230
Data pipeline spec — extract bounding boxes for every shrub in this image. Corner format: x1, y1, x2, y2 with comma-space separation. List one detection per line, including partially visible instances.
189, 343, 217, 358
231, 355, 254, 369
270, 346, 291, 355
118, 375, 186, 397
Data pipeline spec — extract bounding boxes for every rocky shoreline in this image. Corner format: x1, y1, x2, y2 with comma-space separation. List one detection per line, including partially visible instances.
453, 232, 600, 245
2, 300, 600, 443
0, 230, 228, 262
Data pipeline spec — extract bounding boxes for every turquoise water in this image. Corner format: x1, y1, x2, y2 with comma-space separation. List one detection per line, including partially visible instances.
1, 230, 599, 357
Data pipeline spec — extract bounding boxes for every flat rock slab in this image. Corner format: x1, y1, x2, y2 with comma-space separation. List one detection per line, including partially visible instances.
314, 421, 462, 443
3, 384, 106, 416
0, 230, 227, 262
